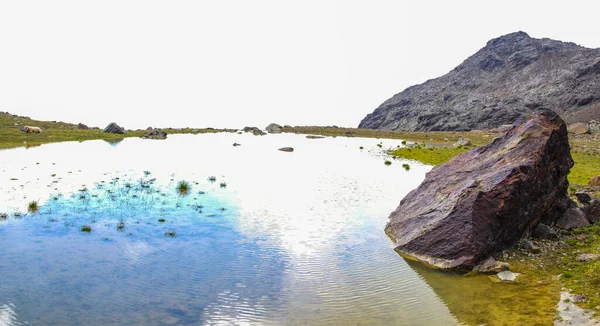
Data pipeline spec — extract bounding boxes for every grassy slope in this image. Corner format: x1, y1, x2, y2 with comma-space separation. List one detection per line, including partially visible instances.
0, 112, 232, 150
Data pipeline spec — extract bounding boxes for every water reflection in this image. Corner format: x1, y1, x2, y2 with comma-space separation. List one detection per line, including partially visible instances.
405, 259, 561, 325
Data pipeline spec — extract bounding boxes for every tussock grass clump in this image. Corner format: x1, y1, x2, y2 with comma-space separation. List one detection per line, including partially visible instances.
177, 181, 190, 196
384, 160, 392, 165
208, 176, 217, 182
0, 213, 8, 220
116, 221, 126, 231
164, 230, 177, 237
80, 225, 92, 233
220, 182, 227, 188
28, 200, 39, 213
402, 163, 411, 171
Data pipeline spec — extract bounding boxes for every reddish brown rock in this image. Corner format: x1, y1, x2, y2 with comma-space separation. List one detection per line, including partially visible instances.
589, 175, 600, 188
385, 111, 573, 270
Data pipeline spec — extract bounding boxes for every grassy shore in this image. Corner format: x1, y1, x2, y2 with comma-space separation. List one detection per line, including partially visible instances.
0, 112, 233, 150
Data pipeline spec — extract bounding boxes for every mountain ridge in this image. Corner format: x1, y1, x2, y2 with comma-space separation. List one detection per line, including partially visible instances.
359, 31, 600, 131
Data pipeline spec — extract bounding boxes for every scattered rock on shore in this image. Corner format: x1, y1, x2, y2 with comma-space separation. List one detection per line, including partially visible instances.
141, 129, 167, 139
266, 123, 282, 133
278, 147, 294, 152
385, 112, 573, 270
567, 123, 590, 134
103, 122, 125, 134
77, 123, 89, 130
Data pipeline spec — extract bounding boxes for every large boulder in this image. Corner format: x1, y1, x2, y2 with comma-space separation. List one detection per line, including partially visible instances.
266, 123, 282, 133
77, 123, 89, 130
385, 111, 573, 270
103, 122, 125, 134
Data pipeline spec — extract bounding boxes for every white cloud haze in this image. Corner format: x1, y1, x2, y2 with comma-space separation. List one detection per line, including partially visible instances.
0, 0, 598, 129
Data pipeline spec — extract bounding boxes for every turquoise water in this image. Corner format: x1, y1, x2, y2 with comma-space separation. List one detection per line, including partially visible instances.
0, 133, 576, 325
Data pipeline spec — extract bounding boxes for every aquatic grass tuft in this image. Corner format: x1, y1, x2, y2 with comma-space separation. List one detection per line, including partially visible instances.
0, 213, 7, 220
220, 182, 227, 188
384, 160, 392, 165
80, 225, 92, 233
208, 176, 217, 182
158, 218, 166, 223
28, 200, 39, 213
177, 180, 190, 196
402, 163, 411, 171
116, 221, 126, 231
164, 230, 177, 237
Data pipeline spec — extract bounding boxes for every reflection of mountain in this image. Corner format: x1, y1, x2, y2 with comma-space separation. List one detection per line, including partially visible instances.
102, 138, 124, 147
405, 259, 560, 325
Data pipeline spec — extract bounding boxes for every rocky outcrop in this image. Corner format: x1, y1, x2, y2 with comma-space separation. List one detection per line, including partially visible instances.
242, 126, 266, 136
141, 129, 167, 139
359, 31, 600, 131
266, 123, 282, 133
103, 122, 125, 134
385, 112, 573, 270
77, 123, 89, 130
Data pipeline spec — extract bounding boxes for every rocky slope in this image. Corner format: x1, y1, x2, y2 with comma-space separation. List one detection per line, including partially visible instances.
359, 31, 600, 131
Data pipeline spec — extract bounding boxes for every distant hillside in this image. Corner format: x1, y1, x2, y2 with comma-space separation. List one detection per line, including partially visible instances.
359, 31, 600, 131
0, 111, 83, 130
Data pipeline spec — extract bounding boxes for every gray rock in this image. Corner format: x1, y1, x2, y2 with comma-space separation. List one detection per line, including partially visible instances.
496, 271, 520, 281
583, 201, 600, 224
103, 122, 125, 134
306, 135, 326, 139
567, 122, 590, 134
453, 138, 472, 147
576, 253, 600, 262
77, 123, 89, 130
555, 207, 589, 230
575, 192, 594, 204
278, 147, 294, 152
252, 129, 266, 136
359, 31, 600, 131
141, 129, 167, 139
233, 143, 241, 147
266, 123, 282, 133
473, 257, 509, 273
522, 240, 535, 250
532, 223, 558, 240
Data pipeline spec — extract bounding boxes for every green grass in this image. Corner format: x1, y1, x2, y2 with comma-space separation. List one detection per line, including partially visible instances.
27, 200, 39, 213
80, 225, 92, 233
219, 182, 227, 188
176, 181, 190, 196
0, 111, 235, 150
384, 160, 392, 165
164, 230, 177, 237
158, 218, 166, 223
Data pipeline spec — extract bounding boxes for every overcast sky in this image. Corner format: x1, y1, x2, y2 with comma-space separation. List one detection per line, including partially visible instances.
0, 1, 598, 129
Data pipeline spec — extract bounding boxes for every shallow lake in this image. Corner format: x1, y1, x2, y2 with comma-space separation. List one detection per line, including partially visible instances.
0, 133, 575, 325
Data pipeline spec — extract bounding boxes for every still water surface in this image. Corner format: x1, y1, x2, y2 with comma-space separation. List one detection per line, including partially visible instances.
0, 133, 568, 325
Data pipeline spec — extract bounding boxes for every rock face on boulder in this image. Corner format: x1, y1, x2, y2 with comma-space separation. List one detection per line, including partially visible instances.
77, 123, 89, 130
141, 129, 167, 139
266, 123, 282, 133
385, 111, 573, 270
103, 122, 125, 134
242, 126, 266, 136
359, 31, 600, 131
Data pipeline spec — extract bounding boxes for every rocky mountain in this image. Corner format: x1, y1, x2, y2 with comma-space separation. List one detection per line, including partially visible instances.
359, 31, 600, 131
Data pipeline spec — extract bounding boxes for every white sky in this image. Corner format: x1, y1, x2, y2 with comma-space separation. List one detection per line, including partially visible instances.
0, 0, 599, 130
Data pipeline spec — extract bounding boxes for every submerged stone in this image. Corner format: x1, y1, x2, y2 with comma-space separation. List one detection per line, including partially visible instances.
496, 271, 520, 282
385, 111, 573, 270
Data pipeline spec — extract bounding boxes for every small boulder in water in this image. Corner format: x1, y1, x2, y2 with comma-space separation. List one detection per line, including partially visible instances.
278, 147, 294, 152
496, 271, 520, 281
